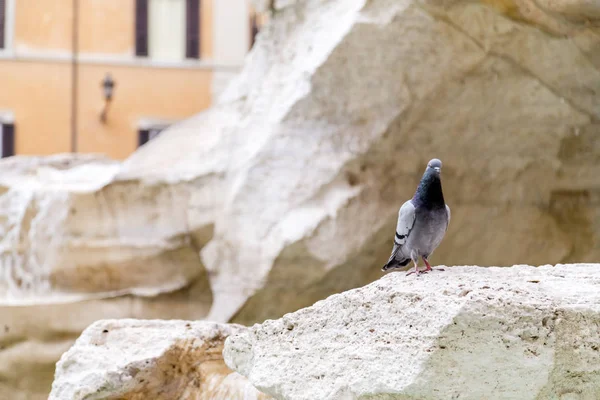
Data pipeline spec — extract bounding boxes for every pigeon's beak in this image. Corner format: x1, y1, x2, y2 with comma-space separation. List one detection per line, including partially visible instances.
434, 167, 441, 173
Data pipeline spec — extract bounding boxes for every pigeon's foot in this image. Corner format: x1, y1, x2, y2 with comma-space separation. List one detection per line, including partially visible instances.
406, 261, 423, 276
421, 258, 444, 272
422, 265, 445, 273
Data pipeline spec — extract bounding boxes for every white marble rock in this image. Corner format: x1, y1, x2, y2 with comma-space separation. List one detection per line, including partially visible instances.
224, 264, 600, 400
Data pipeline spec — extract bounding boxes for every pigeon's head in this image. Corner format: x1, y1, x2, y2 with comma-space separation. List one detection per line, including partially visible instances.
427, 158, 442, 174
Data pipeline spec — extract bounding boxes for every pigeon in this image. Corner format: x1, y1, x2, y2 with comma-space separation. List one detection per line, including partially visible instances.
382, 158, 450, 276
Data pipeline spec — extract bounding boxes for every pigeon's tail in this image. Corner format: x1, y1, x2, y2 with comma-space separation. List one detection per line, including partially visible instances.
382, 257, 411, 271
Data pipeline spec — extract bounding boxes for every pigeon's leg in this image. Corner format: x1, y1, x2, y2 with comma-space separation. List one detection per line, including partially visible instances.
422, 256, 445, 272
406, 259, 421, 276
422, 257, 432, 272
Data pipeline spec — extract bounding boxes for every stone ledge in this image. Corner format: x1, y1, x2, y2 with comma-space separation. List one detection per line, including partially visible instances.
224, 264, 600, 400
50, 319, 271, 400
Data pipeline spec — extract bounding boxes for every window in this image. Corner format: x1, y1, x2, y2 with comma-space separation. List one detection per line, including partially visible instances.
185, 0, 200, 58
135, 0, 200, 61
138, 125, 167, 147
0, 0, 5, 49
134, 0, 148, 56
0, 123, 15, 158
0, 0, 14, 51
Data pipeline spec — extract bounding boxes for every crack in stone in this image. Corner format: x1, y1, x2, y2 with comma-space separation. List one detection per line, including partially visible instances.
426, 4, 597, 121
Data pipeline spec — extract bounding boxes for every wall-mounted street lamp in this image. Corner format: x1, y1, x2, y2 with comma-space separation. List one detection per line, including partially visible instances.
100, 73, 115, 123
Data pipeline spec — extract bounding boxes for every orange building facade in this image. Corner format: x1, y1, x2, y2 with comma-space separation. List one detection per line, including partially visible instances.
0, 0, 262, 159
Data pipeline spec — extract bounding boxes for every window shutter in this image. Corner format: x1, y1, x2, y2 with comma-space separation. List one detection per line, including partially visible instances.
185, 0, 200, 59
0, 0, 6, 49
135, 0, 148, 57
138, 129, 150, 147
2, 124, 14, 158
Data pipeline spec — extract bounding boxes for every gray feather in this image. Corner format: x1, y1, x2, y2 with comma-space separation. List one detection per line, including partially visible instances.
395, 200, 416, 245
382, 200, 415, 271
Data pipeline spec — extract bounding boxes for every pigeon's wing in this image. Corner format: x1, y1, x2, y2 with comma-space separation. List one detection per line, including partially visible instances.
445, 204, 451, 231
381, 201, 416, 270
395, 200, 416, 246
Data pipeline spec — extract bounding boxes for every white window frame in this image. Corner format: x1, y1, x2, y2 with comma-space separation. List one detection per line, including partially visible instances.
0, 110, 14, 124
138, 117, 177, 131
137, 117, 178, 147
148, 0, 187, 62
0, 0, 15, 54
0, 110, 15, 157
148, 127, 163, 140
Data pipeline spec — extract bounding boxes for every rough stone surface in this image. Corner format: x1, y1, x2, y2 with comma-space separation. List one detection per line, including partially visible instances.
126, 0, 600, 325
1, 0, 600, 397
0, 153, 214, 299
224, 263, 600, 400
0, 154, 214, 400
0, 284, 214, 400
50, 319, 271, 400
1, 0, 598, 321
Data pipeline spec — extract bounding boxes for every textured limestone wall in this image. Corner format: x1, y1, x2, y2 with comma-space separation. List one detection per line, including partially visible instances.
0, 0, 599, 397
